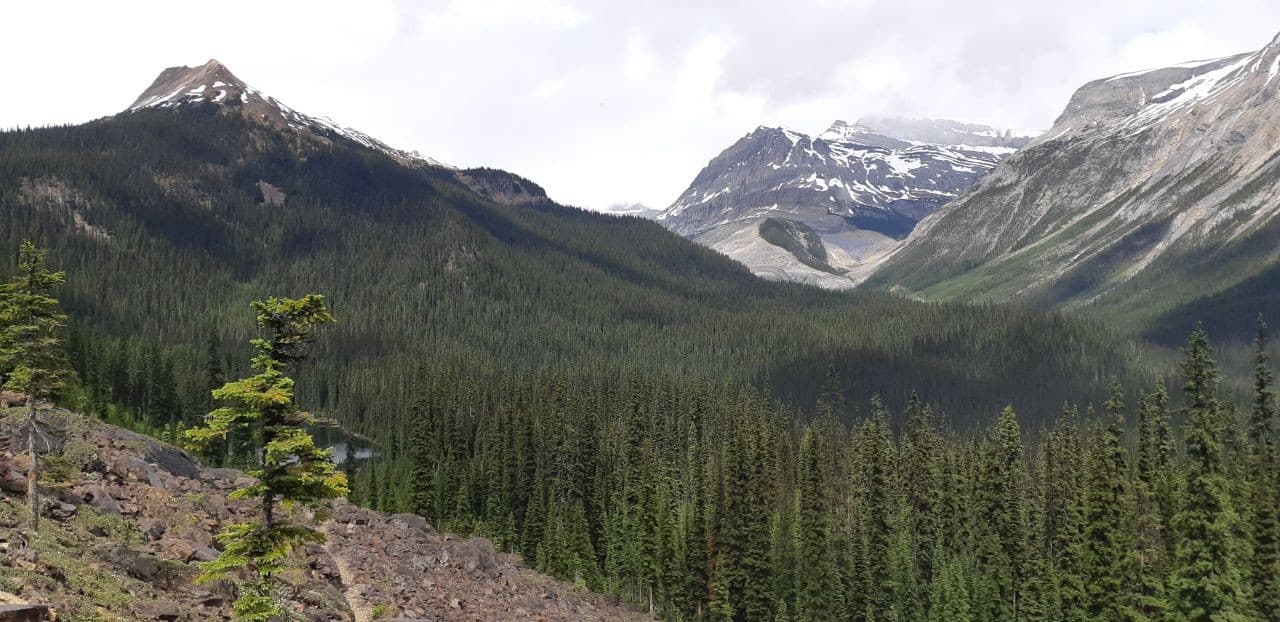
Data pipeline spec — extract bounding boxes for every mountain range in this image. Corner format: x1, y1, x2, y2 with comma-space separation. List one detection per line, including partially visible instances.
5, 32, 1280, 622
0, 59, 1130, 433
870, 32, 1280, 342
657, 118, 1033, 288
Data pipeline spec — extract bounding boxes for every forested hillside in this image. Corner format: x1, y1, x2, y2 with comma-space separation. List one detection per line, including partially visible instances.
0, 105, 1142, 444
356, 323, 1278, 621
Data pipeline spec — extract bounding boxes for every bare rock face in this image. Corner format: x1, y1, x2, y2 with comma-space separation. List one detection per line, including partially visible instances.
658, 119, 1027, 288
873, 31, 1280, 323
455, 168, 549, 206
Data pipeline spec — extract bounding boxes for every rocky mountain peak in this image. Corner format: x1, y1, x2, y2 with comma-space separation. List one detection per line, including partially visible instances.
817, 120, 909, 149
659, 117, 1014, 288
130, 59, 252, 111
126, 60, 451, 169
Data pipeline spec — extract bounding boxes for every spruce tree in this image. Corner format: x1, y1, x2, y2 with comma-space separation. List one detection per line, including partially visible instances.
1083, 393, 1133, 620
184, 295, 348, 621
1044, 405, 1087, 622
979, 406, 1028, 621
794, 428, 840, 621
928, 550, 973, 622
0, 242, 70, 534
1249, 316, 1280, 619
1169, 325, 1252, 622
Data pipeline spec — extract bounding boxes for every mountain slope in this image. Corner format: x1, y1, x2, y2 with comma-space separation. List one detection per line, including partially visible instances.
870, 33, 1280, 342
658, 119, 1029, 288
0, 61, 1145, 438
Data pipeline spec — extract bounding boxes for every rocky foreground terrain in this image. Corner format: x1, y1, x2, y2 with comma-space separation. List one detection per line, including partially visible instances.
0, 407, 645, 621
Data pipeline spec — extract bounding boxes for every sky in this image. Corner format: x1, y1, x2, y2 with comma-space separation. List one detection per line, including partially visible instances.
4, 2, 1280, 211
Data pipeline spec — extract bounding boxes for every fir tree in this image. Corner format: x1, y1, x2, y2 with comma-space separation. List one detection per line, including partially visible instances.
979, 406, 1028, 621
1043, 405, 1087, 622
928, 550, 973, 622
184, 295, 347, 621
1249, 316, 1280, 619
794, 428, 840, 621
0, 242, 70, 534
1083, 391, 1133, 620
1169, 325, 1252, 622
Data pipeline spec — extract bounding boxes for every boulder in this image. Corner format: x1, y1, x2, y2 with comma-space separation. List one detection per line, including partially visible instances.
389, 513, 434, 533
441, 537, 497, 574
0, 392, 26, 408
0, 460, 26, 494
0, 604, 52, 622
133, 600, 181, 621
42, 500, 76, 521
74, 484, 121, 515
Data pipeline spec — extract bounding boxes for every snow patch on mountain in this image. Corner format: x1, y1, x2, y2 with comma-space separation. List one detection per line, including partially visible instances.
129, 59, 450, 170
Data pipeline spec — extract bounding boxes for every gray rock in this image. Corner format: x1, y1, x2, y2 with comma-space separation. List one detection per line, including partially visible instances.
876, 34, 1280, 313
657, 119, 1022, 288
0, 604, 53, 622
75, 484, 121, 515
389, 513, 434, 533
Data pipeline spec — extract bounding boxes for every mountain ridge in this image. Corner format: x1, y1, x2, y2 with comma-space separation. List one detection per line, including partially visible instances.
658, 118, 1030, 287
869, 30, 1280, 340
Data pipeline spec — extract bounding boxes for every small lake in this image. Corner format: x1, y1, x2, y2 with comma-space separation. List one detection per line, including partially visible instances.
310, 423, 377, 464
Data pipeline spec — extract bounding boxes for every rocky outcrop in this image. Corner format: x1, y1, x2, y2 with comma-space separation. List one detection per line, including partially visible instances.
0, 409, 644, 621
127, 60, 450, 170
454, 168, 549, 206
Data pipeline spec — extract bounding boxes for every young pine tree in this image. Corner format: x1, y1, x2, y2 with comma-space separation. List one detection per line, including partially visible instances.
184, 295, 348, 621
0, 242, 71, 534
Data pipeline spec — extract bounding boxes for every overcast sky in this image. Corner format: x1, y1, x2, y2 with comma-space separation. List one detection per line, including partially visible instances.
4, 1, 1280, 210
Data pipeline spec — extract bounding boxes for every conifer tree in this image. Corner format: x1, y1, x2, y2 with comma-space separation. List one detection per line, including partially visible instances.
716, 393, 775, 621
928, 550, 973, 622
1083, 389, 1133, 620
0, 242, 70, 534
1169, 324, 1252, 622
408, 399, 438, 521
1248, 316, 1280, 619
979, 406, 1028, 621
1043, 405, 1087, 622
185, 295, 347, 621
1127, 383, 1175, 619
793, 428, 840, 621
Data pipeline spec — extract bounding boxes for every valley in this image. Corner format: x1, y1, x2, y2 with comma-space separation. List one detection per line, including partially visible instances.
1, 13, 1279, 622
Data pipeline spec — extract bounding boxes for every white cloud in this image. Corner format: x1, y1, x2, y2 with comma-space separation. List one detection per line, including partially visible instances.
2, 1, 1279, 211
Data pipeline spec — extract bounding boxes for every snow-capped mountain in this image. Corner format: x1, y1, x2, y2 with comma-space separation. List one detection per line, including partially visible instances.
603, 203, 663, 219
870, 31, 1280, 336
129, 59, 450, 169
658, 119, 1032, 288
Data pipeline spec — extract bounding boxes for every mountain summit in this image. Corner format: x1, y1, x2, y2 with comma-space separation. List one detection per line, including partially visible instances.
870, 31, 1280, 340
130, 59, 253, 111
658, 119, 1032, 288
127, 59, 449, 169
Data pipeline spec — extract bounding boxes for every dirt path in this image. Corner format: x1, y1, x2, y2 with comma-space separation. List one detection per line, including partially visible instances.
322, 524, 372, 622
